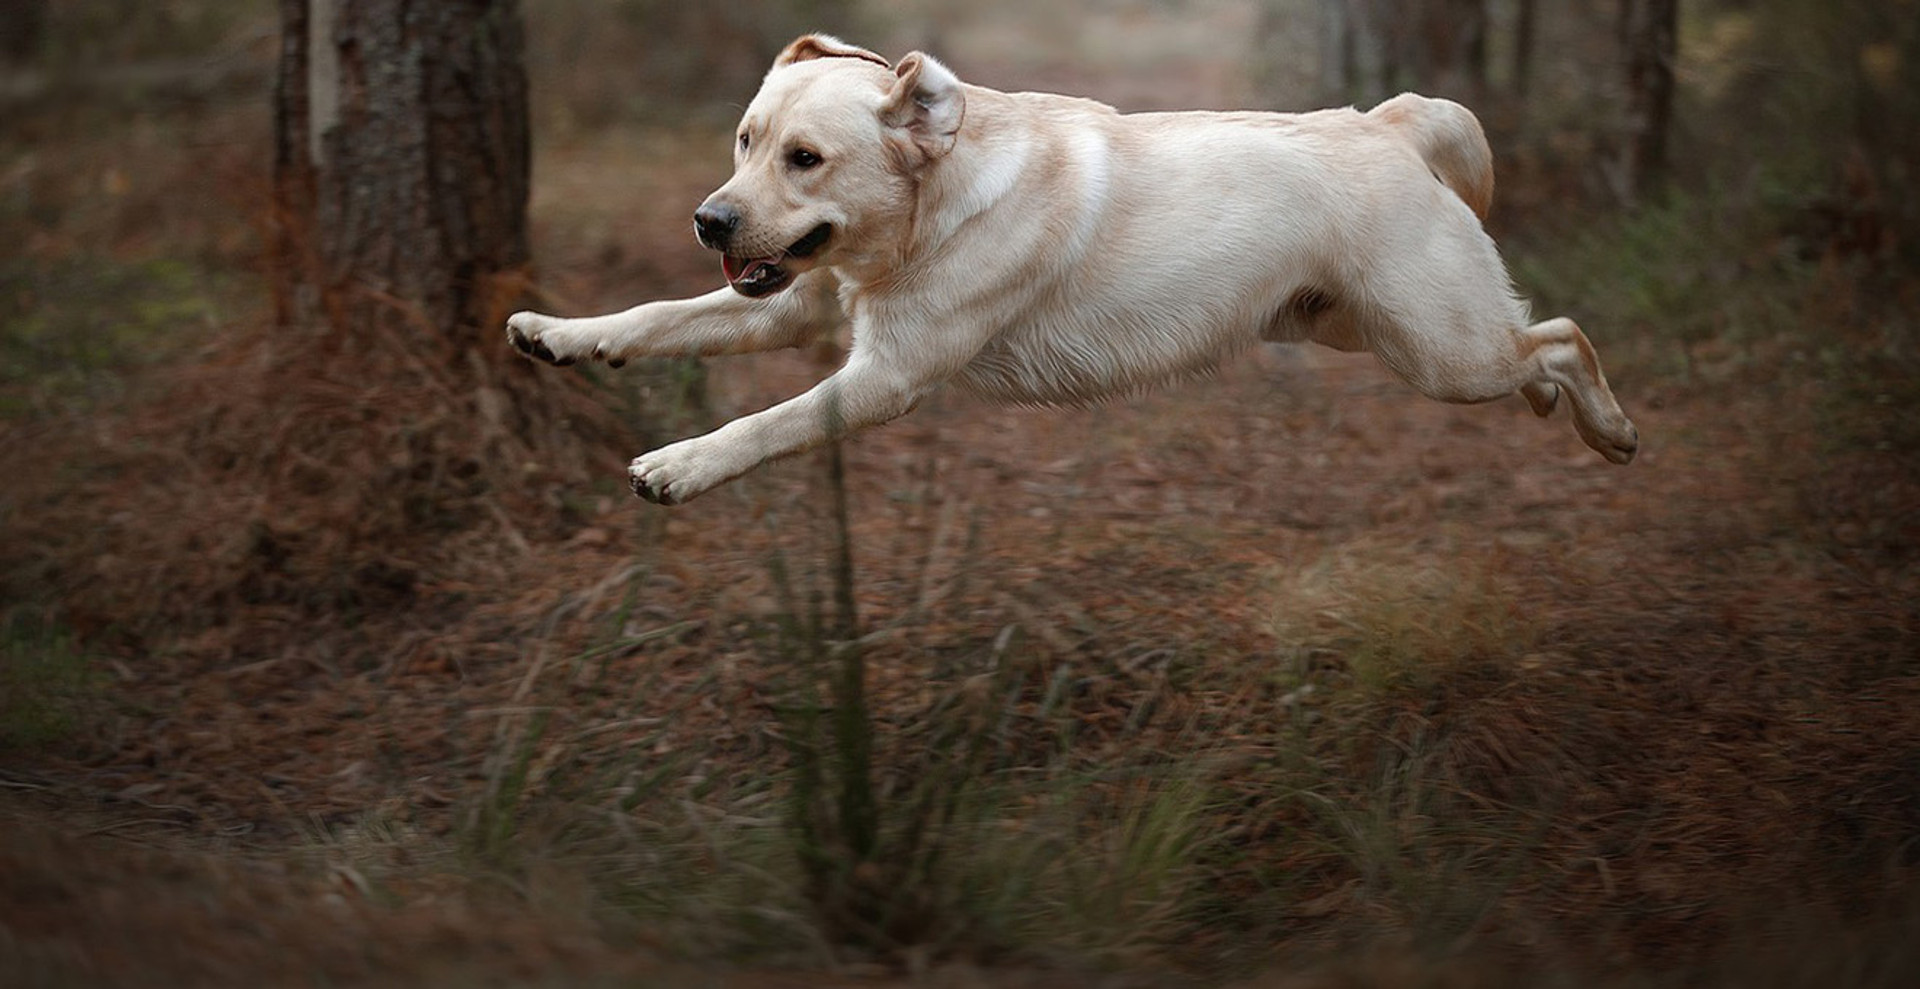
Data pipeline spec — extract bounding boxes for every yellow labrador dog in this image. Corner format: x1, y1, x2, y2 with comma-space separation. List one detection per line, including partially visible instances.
507, 35, 1638, 505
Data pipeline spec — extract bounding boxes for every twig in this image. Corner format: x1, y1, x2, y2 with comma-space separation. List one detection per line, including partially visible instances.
82, 818, 191, 837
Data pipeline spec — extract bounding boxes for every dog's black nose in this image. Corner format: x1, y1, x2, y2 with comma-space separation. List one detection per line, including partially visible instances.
693, 202, 740, 250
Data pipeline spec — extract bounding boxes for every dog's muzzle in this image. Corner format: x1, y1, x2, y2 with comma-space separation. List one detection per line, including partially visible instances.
715, 222, 833, 298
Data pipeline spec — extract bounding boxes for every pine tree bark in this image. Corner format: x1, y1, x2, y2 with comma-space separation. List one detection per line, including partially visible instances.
255, 0, 622, 587
272, 0, 530, 347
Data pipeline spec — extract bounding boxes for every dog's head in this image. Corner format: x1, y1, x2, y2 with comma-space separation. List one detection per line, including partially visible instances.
693, 35, 965, 297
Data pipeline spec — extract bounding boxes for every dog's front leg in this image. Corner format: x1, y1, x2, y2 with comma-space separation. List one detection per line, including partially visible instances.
506, 271, 841, 367
627, 350, 926, 505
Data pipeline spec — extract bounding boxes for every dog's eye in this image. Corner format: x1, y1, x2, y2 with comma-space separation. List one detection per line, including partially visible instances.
788, 148, 823, 170
738, 133, 750, 152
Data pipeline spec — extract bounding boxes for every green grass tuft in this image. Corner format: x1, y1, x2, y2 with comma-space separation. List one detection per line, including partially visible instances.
0, 614, 99, 752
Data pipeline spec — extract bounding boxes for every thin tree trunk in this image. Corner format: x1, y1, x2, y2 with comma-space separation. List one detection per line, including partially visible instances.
1512, 0, 1536, 99
270, 0, 315, 329
1619, 0, 1678, 202
1457, 0, 1489, 97
1320, 0, 1354, 103
1417, 0, 1489, 98
1350, 0, 1395, 105
0, 0, 46, 63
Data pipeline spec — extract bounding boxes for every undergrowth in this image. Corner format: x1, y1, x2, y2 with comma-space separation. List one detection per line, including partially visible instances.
0, 255, 245, 418
423, 531, 1595, 974
0, 614, 99, 752
1269, 542, 1540, 699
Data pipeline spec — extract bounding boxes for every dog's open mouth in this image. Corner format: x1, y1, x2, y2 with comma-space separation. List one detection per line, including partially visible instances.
722, 223, 833, 298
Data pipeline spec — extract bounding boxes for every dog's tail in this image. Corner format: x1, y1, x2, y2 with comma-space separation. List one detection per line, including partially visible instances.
1369, 92, 1494, 220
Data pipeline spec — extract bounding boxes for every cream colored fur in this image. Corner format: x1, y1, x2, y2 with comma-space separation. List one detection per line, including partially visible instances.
507, 35, 1638, 505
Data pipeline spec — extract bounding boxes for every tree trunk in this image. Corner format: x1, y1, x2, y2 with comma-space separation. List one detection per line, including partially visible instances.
273, 0, 530, 347
1618, 0, 1678, 202
1349, 0, 1397, 105
1511, 0, 1536, 100
1414, 0, 1488, 98
270, 0, 315, 330
1318, 0, 1354, 103
251, 0, 621, 602
0, 0, 46, 63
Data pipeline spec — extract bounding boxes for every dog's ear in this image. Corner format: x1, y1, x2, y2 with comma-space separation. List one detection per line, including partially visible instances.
881, 52, 964, 163
774, 34, 890, 70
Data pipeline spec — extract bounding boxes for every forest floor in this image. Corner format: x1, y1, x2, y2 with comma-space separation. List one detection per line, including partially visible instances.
0, 344, 1650, 989
7, 281, 1919, 985
5, 32, 1920, 989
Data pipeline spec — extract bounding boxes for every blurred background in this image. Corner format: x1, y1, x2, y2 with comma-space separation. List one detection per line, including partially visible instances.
2, 2, 1918, 987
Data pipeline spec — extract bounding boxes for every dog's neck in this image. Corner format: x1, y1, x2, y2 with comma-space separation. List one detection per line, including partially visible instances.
912, 86, 1032, 253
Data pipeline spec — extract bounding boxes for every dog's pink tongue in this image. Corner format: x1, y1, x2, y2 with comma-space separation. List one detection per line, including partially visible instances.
723, 255, 779, 286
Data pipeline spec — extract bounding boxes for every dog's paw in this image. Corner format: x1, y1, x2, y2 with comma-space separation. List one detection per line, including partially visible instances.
1575, 412, 1640, 465
505, 311, 628, 369
505, 311, 574, 365
1597, 420, 1640, 465
628, 439, 736, 506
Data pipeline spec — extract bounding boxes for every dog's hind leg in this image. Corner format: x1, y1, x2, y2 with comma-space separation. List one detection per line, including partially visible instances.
1511, 317, 1638, 462
1351, 227, 1638, 463
1365, 303, 1637, 463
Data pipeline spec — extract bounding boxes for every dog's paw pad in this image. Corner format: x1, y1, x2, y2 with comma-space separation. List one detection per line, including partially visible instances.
628, 471, 672, 504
